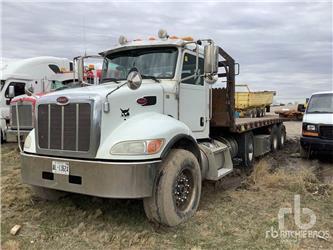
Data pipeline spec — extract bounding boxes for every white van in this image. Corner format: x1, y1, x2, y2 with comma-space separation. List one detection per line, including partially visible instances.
300, 91, 333, 157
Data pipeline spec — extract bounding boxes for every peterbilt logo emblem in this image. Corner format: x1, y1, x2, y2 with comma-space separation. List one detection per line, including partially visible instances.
56, 96, 69, 105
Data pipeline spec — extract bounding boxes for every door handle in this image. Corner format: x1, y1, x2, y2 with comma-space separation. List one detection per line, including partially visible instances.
200, 117, 204, 127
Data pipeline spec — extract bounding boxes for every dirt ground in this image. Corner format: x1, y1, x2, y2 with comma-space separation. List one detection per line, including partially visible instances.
1, 121, 332, 249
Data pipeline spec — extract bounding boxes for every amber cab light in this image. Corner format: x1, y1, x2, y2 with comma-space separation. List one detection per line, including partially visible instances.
147, 139, 164, 154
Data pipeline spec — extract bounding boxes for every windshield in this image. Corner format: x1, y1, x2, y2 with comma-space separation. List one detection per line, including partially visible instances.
307, 93, 333, 113
102, 47, 178, 82
51, 80, 80, 91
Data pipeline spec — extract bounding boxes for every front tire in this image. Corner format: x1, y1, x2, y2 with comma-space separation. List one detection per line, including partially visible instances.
1, 130, 5, 144
277, 124, 286, 149
143, 149, 201, 226
270, 125, 279, 152
300, 145, 310, 159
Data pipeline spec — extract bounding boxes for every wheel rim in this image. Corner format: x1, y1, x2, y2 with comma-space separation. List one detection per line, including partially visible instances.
173, 168, 194, 211
248, 141, 254, 161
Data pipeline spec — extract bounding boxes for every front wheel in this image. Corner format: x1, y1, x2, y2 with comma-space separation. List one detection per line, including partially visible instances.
143, 149, 201, 226
277, 124, 286, 149
270, 125, 279, 152
1, 130, 5, 144
300, 145, 310, 159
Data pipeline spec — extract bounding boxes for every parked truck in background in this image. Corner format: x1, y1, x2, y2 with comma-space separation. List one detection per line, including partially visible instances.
20, 30, 287, 226
0, 57, 75, 143
7, 55, 103, 143
300, 91, 333, 158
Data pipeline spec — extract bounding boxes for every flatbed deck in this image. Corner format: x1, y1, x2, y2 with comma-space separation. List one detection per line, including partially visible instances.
234, 115, 287, 133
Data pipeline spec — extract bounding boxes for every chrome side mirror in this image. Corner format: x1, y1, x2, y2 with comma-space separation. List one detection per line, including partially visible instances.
8, 85, 15, 98
127, 70, 142, 90
204, 43, 218, 84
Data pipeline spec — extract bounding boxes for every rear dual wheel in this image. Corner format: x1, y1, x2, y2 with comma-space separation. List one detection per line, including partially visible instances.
143, 149, 201, 226
238, 131, 254, 168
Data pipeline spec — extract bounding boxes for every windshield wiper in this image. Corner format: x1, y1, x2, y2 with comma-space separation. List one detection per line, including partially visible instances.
141, 74, 160, 83
101, 77, 120, 84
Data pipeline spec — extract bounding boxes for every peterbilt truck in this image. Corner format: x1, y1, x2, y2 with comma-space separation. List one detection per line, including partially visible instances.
21, 30, 286, 226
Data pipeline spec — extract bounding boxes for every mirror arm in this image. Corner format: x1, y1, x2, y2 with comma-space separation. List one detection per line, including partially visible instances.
105, 81, 127, 100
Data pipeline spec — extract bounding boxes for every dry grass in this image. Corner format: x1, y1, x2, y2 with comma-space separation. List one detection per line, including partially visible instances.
250, 160, 320, 193
1, 141, 332, 249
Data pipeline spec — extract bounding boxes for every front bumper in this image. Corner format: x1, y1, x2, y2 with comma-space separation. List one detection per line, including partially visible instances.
6, 129, 30, 142
300, 136, 333, 152
21, 152, 160, 198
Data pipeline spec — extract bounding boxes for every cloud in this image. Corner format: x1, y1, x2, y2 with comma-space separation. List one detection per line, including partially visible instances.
1, 1, 332, 102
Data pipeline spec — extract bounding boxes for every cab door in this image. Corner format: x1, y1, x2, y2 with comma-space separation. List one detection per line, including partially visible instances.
179, 52, 209, 139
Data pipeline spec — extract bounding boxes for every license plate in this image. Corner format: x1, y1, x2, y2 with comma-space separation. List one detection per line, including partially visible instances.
52, 161, 69, 175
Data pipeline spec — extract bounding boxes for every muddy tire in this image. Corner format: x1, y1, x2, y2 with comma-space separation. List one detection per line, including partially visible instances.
31, 186, 67, 201
1, 130, 5, 144
143, 149, 201, 226
277, 124, 286, 149
252, 110, 257, 118
266, 105, 270, 113
256, 108, 262, 117
238, 131, 254, 168
270, 125, 279, 152
300, 145, 310, 159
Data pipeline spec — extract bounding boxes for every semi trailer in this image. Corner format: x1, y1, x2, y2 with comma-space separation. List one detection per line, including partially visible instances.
20, 30, 287, 226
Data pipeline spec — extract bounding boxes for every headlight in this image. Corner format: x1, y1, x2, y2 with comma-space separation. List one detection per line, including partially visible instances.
302, 123, 319, 137
110, 139, 164, 155
306, 124, 316, 131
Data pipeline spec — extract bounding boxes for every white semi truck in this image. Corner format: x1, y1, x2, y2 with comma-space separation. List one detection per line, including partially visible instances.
21, 30, 286, 226
0, 57, 75, 143
3, 55, 103, 143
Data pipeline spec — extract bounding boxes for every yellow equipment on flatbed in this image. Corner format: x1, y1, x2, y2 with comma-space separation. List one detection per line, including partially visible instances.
235, 84, 276, 118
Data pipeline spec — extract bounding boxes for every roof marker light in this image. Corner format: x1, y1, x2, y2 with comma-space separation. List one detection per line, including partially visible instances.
181, 36, 194, 42
118, 35, 128, 45
158, 29, 168, 40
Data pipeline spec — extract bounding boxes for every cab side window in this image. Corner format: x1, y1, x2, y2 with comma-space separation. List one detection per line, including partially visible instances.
5, 82, 26, 98
181, 53, 204, 85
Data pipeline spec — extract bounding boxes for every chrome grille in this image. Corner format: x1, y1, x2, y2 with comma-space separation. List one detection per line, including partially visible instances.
38, 103, 91, 151
320, 125, 333, 140
11, 104, 33, 129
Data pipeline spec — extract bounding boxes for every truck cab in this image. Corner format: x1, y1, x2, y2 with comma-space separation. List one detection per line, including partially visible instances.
21, 30, 286, 226
0, 57, 73, 143
300, 91, 333, 157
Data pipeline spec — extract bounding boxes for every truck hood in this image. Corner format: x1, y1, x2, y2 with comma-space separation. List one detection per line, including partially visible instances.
303, 113, 333, 125
43, 82, 121, 99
